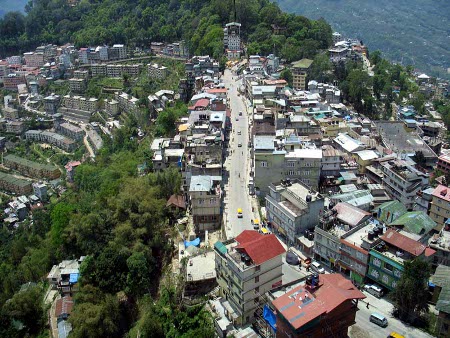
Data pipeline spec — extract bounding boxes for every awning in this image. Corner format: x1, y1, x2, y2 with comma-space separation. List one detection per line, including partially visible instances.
214, 241, 227, 255
278, 226, 286, 235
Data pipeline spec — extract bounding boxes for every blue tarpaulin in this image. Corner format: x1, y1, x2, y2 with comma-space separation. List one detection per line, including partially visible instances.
69, 273, 79, 283
263, 305, 277, 332
184, 238, 200, 248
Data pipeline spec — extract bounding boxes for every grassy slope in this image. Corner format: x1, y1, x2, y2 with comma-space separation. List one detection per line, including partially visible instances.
275, 0, 450, 78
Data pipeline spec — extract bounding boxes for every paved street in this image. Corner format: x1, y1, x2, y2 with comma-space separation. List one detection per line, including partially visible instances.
350, 291, 433, 338
222, 68, 255, 237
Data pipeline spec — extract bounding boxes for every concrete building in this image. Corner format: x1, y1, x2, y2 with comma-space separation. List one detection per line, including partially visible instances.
5, 121, 25, 134
3, 154, 60, 179
104, 99, 119, 116
429, 185, 450, 230
58, 122, 84, 141
33, 182, 48, 201
0, 171, 32, 194
115, 91, 139, 115
223, 22, 241, 59
3, 74, 26, 91
25, 130, 77, 152
23, 52, 45, 68
380, 159, 429, 210
265, 180, 324, 245
271, 274, 365, 338
368, 229, 435, 291
111, 44, 127, 59
284, 149, 322, 189
68, 78, 86, 93
44, 94, 60, 115
437, 154, 450, 175
3, 106, 19, 120
321, 145, 343, 178
47, 256, 85, 295
0, 61, 9, 84
73, 70, 89, 80
291, 59, 313, 90
90, 63, 107, 76
64, 161, 81, 183
214, 230, 285, 325
189, 175, 222, 232
148, 63, 168, 79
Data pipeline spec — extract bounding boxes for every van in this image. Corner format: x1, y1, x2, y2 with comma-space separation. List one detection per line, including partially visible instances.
311, 261, 325, 274
369, 313, 388, 328
364, 284, 384, 298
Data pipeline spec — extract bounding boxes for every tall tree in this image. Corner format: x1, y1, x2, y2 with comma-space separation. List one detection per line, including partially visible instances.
392, 258, 431, 323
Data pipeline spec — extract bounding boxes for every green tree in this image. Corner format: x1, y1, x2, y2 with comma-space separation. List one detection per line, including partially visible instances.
280, 68, 293, 87
126, 251, 152, 297
50, 202, 75, 250
392, 258, 431, 323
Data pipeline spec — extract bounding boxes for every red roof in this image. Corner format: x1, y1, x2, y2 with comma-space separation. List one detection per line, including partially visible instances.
166, 194, 186, 209
206, 88, 227, 94
235, 230, 285, 265
194, 98, 209, 108
381, 229, 426, 256
272, 274, 365, 330
432, 185, 450, 203
55, 296, 74, 317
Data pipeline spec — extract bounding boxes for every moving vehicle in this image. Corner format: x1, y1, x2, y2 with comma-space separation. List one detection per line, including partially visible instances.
311, 261, 325, 274
238, 143, 242, 147
259, 227, 270, 235
239, 111, 243, 116
252, 219, 260, 230
237, 131, 241, 135
237, 208, 243, 218
369, 313, 388, 328
364, 284, 384, 298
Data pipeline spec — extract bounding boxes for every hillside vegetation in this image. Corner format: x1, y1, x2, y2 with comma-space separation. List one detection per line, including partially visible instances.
275, 0, 450, 78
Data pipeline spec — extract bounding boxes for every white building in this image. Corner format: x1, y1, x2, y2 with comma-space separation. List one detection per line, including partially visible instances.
214, 230, 285, 325
223, 22, 241, 58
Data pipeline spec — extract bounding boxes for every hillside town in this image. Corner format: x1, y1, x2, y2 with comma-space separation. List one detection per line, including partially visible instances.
0, 6, 450, 338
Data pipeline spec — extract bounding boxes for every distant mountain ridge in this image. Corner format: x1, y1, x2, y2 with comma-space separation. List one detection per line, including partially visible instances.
0, 0, 28, 17
275, 0, 450, 78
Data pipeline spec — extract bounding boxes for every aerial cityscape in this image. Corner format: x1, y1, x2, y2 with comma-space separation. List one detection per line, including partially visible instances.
0, 1, 449, 338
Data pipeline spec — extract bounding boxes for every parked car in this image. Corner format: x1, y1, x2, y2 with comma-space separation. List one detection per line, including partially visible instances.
311, 261, 325, 274
364, 284, 384, 298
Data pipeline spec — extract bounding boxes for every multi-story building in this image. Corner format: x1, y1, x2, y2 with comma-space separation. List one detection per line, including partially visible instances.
58, 122, 84, 141
291, 59, 313, 90
25, 130, 77, 152
189, 175, 222, 232
6, 55, 22, 65
367, 229, 434, 291
4, 154, 60, 179
321, 145, 343, 178
437, 154, 450, 175
265, 180, 324, 244
429, 185, 450, 229
23, 52, 45, 68
122, 64, 142, 77
214, 230, 285, 325
110, 44, 127, 60
380, 159, 429, 210
104, 99, 119, 116
3, 74, 26, 91
271, 274, 365, 338
106, 64, 122, 77
97, 46, 109, 61
68, 78, 86, 93
0, 60, 9, 84
284, 148, 322, 189
0, 171, 32, 194
64, 161, 81, 183
148, 63, 168, 79
73, 70, 89, 80
223, 22, 241, 59
33, 182, 48, 201
44, 94, 60, 115
5, 121, 25, 134
90, 63, 107, 77
115, 91, 139, 115
3, 106, 19, 120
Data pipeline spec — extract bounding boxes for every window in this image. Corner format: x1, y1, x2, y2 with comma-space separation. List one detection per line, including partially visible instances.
198, 199, 204, 205
255, 265, 260, 272
255, 286, 260, 293
288, 170, 295, 176
287, 161, 295, 167
260, 161, 268, 168
255, 276, 259, 283
210, 198, 215, 204
384, 262, 394, 272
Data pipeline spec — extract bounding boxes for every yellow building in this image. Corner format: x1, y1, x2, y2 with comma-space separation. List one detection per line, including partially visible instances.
291, 59, 313, 90
429, 185, 450, 229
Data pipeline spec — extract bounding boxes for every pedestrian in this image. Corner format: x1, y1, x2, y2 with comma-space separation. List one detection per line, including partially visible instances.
366, 302, 369, 309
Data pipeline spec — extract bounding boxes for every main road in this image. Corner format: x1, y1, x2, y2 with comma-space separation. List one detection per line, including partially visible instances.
222, 68, 255, 238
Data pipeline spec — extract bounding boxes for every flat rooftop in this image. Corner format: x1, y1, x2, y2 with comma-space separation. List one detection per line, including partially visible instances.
343, 220, 381, 248
186, 251, 216, 282
374, 121, 436, 158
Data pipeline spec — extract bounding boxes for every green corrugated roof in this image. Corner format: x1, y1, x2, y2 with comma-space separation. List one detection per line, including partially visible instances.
291, 58, 313, 69
214, 241, 227, 256
389, 211, 436, 235
436, 286, 450, 314
377, 200, 407, 223
430, 265, 450, 287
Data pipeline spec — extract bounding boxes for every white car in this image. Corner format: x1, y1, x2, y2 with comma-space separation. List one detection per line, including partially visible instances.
237, 131, 241, 135
311, 261, 325, 274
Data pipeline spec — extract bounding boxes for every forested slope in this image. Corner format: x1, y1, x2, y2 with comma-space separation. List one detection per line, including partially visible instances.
275, 0, 450, 78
